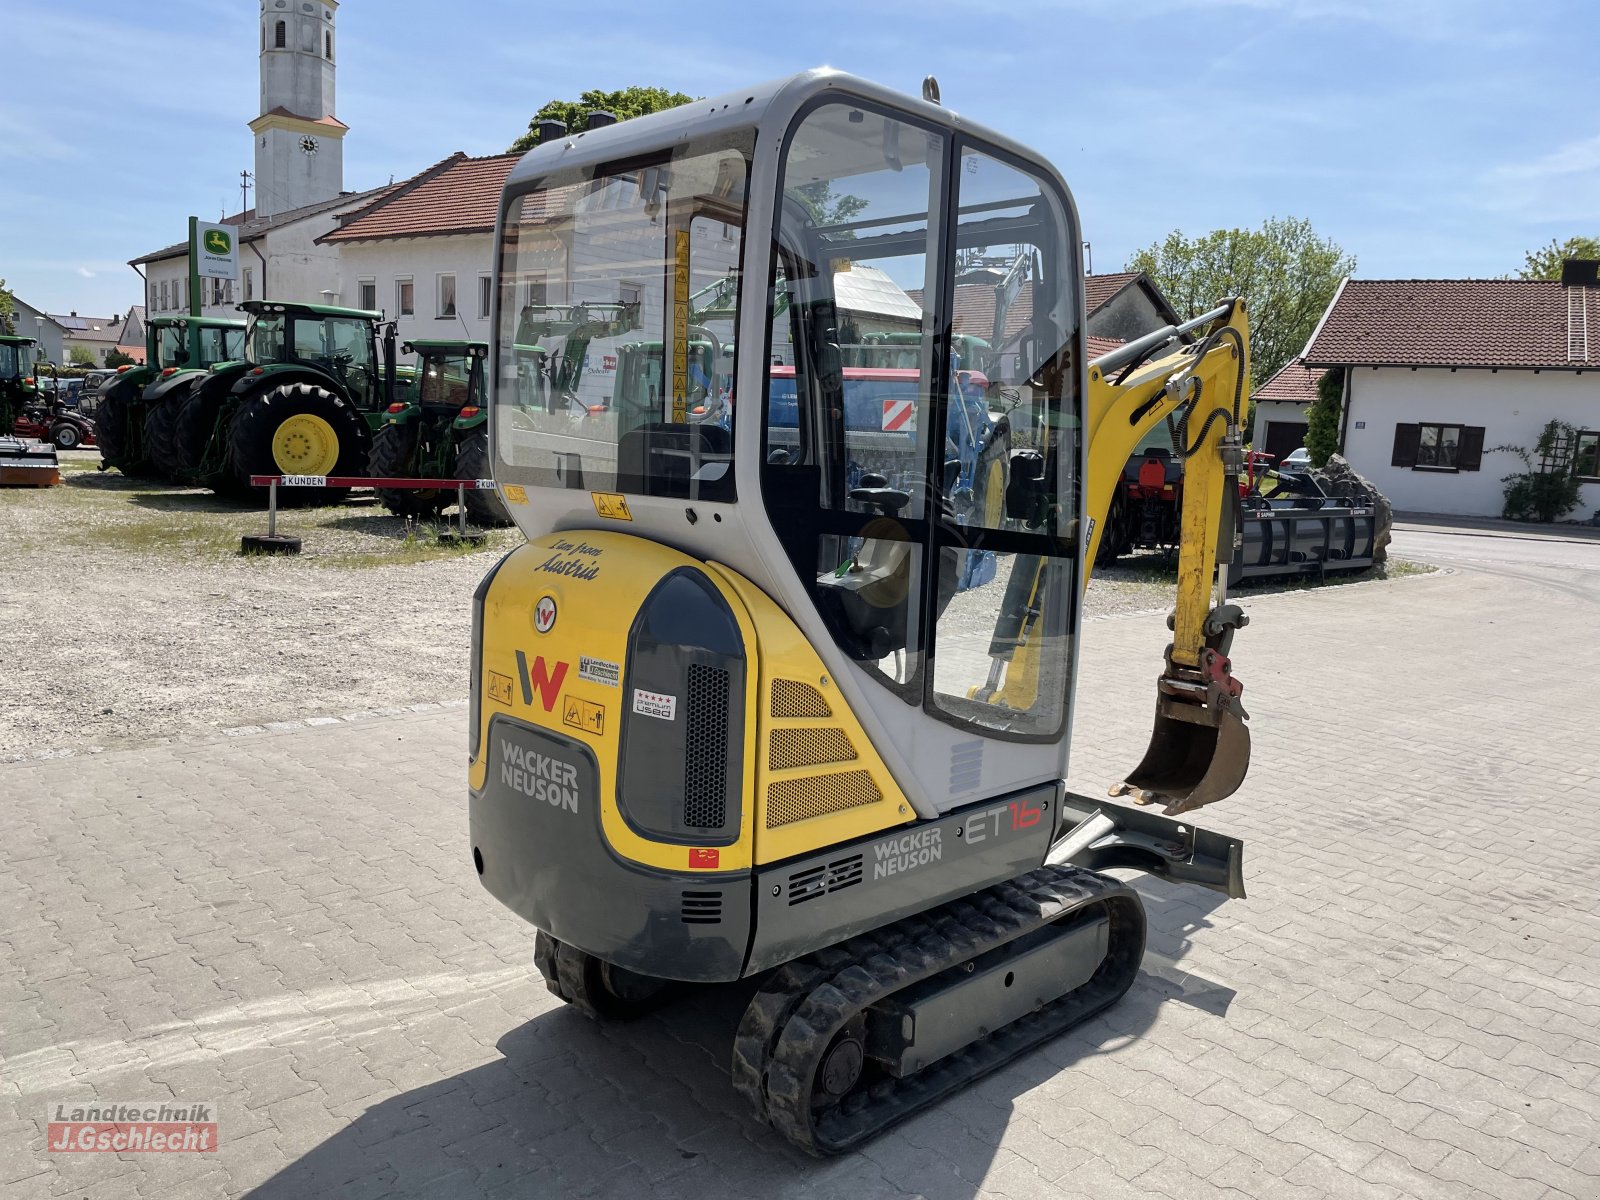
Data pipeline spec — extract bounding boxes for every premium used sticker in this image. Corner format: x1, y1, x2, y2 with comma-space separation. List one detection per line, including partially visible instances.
632, 688, 677, 721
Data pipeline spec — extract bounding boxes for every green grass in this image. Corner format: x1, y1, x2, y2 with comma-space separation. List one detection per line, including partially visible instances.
24, 463, 518, 568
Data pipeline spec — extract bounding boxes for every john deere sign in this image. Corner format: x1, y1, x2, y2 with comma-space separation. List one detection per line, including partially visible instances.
194, 219, 240, 281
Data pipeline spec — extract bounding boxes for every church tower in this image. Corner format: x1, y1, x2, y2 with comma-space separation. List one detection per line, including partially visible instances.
250, 0, 347, 218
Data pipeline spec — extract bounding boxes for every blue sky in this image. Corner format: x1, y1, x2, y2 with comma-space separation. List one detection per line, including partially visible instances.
2, 0, 1596, 318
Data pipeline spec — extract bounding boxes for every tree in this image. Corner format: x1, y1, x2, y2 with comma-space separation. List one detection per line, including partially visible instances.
0, 278, 14, 335
68, 345, 96, 366
1127, 217, 1354, 387
1305, 368, 1343, 468
510, 87, 695, 152
1517, 236, 1600, 280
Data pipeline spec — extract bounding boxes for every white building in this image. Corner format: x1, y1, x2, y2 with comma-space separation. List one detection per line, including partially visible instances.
6, 296, 67, 365
1251, 358, 1320, 461
133, 189, 393, 321
320, 152, 521, 344
1304, 275, 1600, 518
128, 0, 382, 318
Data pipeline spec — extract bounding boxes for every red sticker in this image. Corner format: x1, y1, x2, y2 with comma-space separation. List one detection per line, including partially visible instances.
689, 848, 720, 869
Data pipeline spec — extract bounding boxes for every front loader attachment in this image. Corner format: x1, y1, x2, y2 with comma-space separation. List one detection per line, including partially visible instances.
1113, 641, 1251, 817
0, 436, 60, 487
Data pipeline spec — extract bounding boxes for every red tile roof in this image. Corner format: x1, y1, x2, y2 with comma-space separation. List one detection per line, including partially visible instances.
255, 107, 350, 132
322, 152, 521, 243
1083, 271, 1141, 312
1254, 357, 1326, 403
1304, 278, 1595, 370
1085, 334, 1124, 361
908, 274, 1149, 346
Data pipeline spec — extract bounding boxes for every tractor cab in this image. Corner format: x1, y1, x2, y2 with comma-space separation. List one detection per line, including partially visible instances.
0, 335, 44, 433
239, 300, 389, 412
491, 69, 1088, 813
148, 315, 247, 373
406, 340, 487, 412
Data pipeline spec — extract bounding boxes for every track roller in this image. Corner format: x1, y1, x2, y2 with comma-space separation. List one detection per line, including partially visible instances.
732, 865, 1146, 1155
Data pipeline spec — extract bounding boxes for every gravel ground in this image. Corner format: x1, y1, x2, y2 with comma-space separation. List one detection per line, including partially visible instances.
0, 451, 1417, 759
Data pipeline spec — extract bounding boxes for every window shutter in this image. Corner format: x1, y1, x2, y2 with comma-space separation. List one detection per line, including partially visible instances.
1457, 426, 1485, 471
1391, 423, 1420, 467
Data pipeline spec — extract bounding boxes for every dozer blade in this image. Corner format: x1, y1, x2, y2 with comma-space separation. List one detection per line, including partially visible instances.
1112, 647, 1250, 816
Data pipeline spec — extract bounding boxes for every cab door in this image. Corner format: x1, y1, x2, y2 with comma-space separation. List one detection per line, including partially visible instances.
757, 100, 1089, 815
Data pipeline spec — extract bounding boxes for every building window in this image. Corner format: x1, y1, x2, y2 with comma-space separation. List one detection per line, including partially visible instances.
437, 273, 457, 318
160, 280, 169, 310
244, 268, 254, 301
1391, 422, 1485, 472
1576, 431, 1600, 481
396, 277, 414, 316
274, 20, 286, 47
521, 274, 546, 309
358, 279, 376, 311
478, 274, 493, 320
325, 31, 332, 59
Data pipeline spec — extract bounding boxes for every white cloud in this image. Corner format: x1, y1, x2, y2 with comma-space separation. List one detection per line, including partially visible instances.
77, 267, 96, 279
1479, 134, 1600, 222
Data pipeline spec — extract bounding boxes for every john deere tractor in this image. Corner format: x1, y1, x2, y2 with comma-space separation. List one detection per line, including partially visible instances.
0, 334, 46, 436
367, 340, 510, 526
171, 300, 397, 505
96, 314, 247, 477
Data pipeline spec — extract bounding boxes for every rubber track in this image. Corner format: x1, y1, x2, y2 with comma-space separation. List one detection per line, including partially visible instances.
732, 865, 1146, 1155
535, 930, 673, 1021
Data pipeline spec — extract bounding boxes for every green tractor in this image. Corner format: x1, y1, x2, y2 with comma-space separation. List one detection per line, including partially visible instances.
0, 334, 47, 435
96, 315, 247, 477
171, 300, 398, 505
367, 340, 510, 526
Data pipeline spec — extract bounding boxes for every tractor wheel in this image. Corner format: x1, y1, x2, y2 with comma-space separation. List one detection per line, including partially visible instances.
51, 422, 82, 450
368, 422, 444, 518
173, 387, 225, 485
142, 388, 188, 480
94, 380, 149, 475
1095, 492, 1132, 567
454, 430, 511, 527
227, 383, 367, 506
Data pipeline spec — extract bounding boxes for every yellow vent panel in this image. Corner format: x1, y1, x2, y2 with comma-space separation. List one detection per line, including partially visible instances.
771, 678, 832, 719
767, 770, 882, 827
769, 727, 858, 772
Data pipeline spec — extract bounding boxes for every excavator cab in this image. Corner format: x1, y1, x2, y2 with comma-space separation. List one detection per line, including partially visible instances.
472, 69, 1250, 1155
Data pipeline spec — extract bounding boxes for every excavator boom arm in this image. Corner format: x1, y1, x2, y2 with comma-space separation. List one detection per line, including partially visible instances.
1081, 298, 1253, 813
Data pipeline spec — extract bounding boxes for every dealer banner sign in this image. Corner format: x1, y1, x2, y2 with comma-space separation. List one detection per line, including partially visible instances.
193, 219, 240, 280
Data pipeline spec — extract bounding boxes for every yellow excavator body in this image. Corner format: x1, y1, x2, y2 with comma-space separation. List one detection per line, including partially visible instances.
468, 68, 1253, 1153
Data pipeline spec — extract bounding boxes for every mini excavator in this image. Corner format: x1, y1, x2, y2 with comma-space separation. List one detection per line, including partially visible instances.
469, 69, 1252, 1153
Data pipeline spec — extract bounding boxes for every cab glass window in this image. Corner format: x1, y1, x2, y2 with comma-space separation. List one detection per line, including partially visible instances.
762, 108, 1083, 741
494, 132, 753, 502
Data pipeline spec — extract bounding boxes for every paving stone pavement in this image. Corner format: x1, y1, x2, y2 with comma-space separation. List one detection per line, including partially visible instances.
2, 555, 1598, 1199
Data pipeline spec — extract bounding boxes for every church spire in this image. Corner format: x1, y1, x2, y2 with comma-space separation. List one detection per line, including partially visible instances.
249, 0, 346, 218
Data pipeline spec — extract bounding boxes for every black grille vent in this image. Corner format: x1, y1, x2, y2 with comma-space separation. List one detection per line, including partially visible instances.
786, 854, 865, 906
681, 890, 723, 924
683, 663, 730, 829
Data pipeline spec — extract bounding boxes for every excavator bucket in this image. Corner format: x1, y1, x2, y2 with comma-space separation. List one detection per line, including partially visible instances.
0, 437, 60, 487
1111, 647, 1251, 816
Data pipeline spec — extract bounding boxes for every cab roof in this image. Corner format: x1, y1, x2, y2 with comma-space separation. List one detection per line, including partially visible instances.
0, 334, 38, 346
404, 339, 488, 356
500, 67, 1061, 206
240, 299, 383, 322
148, 314, 247, 329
